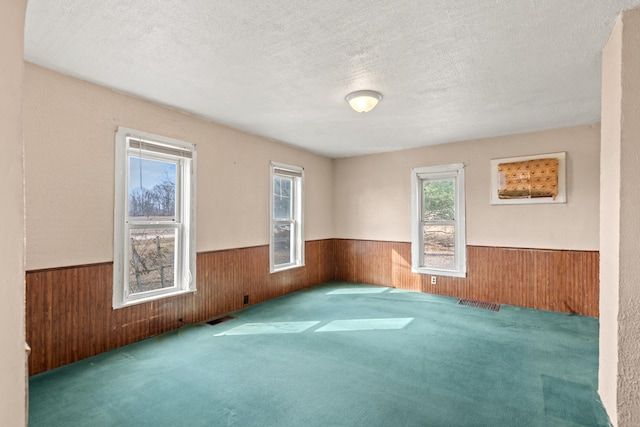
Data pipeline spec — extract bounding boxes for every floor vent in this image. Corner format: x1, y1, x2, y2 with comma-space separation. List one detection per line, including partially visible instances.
457, 299, 500, 312
206, 316, 234, 326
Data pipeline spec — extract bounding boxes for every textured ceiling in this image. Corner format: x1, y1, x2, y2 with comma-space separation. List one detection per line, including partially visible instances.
24, 1, 640, 158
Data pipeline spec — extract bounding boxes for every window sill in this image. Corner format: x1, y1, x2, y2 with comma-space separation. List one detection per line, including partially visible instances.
411, 267, 466, 278
270, 263, 305, 274
114, 288, 196, 310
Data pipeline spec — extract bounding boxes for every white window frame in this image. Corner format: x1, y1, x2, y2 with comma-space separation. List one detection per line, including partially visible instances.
270, 161, 304, 273
411, 163, 466, 278
113, 127, 197, 309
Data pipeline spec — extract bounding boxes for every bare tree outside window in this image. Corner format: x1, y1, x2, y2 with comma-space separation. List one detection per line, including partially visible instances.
273, 176, 293, 265
422, 179, 455, 269
128, 157, 178, 294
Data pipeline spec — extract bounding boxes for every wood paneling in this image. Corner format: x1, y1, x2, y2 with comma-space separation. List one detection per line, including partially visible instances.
27, 238, 598, 376
333, 239, 599, 317
26, 240, 334, 375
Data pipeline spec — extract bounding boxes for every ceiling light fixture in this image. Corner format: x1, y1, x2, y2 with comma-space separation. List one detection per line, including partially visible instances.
345, 90, 383, 113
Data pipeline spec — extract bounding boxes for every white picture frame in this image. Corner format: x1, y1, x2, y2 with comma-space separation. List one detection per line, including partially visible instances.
490, 152, 566, 205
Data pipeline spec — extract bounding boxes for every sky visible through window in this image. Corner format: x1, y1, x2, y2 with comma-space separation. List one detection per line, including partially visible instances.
129, 157, 176, 193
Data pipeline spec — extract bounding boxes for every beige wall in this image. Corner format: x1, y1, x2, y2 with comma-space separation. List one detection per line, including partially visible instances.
334, 124, 600, 250
600, 14, 622, 426
24, 64, 334, 270
0, 1, 27, 425
600, 9, 640, 427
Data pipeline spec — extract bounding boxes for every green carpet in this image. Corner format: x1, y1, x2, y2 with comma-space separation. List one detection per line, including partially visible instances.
29, 282, 611, 426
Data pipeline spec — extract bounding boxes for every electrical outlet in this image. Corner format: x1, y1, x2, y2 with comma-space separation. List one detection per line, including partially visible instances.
243, 295, 249, 304
431, 276, 437, 285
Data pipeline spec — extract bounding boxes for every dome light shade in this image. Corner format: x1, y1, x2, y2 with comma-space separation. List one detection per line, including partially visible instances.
345, 90, 382, 113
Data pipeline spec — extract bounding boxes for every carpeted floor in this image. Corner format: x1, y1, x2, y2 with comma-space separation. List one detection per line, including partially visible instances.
29, 282, 610, 426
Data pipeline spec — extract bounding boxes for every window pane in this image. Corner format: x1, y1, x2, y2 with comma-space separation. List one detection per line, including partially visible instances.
129, 228, 176, 294
423, 224, 455, 269
423, 179, 455, 221
273, 176, 292, 220
273, 223, 293, 265
129, 157, 177, 221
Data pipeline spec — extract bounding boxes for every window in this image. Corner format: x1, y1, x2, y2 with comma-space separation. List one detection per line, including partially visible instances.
113, 127, 196, 308
411, 163, 466, 277
270, 162, 304, 272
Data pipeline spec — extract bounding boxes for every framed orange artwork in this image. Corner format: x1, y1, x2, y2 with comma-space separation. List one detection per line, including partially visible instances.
490, 152, 566, 205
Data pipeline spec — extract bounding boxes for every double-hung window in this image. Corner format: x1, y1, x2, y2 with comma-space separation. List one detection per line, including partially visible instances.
270, 162, 304, 272
411, 163, 466, 277
113, 127, 197, 308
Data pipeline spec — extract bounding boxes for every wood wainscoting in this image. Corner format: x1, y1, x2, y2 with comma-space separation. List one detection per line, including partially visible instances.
333, 239, 599, 317
26, 240, 334, 376
27, 238, 599, 375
